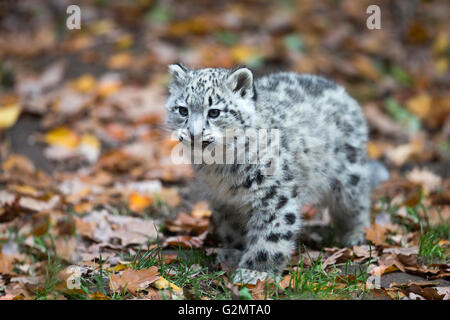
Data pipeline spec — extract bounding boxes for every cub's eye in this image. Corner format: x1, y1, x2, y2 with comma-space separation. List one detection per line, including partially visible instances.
208, 109, 220, 118
177, 107, 188, 117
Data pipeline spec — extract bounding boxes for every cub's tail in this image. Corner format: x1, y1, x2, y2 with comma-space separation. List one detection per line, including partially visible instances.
368, 160, 390, 188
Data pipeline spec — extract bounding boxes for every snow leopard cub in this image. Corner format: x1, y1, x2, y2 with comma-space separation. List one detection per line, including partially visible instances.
165, 63, 389, 284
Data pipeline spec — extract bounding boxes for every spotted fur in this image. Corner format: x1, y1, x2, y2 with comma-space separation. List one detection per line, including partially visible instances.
165, 64, 389, 284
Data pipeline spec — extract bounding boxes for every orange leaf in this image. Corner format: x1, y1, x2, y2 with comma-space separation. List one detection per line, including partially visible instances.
128, 192, 153, 212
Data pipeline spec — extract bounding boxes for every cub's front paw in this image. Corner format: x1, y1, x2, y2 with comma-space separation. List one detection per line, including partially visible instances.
231, 268, 282, 285
231, 268, 269, 285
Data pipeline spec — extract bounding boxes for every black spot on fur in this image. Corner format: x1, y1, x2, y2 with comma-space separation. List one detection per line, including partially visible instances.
282, 231, 293, 240
245, 259, 253, 268
296, 75, 337, 97
349, 174, 360, 186
284, 213, 296, 225
234, 242, 244, 250
255, 170, 264, 185
264, 214, 276, 224
242, 176, 253, 188
291, 185, 298, 198
276, 196, 288, 210
264, 186, 277, 200
344, 144, 358, 163
266, 233, 280, 242
283, 161, 294, 181
255, 250, 268, 263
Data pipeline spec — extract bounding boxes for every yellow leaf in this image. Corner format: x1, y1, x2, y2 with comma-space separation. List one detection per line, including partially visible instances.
72, 74, 96, 93
108, 263, 129, 272
433, 32, 449, 55
0, 103, 21, 129
108, 53, 132, 69
128, 192, 153, 212
80, 133, 100, 149
9, 184, 39, 197
90, 19, 114, 36
367, 141, 383, 159
44, 127, 80, 149
406, 93, 432, 118
153, 277, 182, 293
231, 46, 257, 64
116, 34, 133, 50
435, 58, 448, 75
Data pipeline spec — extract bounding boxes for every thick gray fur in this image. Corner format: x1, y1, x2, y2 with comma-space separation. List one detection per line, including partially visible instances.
165, 64, 389, 283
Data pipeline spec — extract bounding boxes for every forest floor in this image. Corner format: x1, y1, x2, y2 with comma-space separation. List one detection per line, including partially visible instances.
0, 0, 449, 300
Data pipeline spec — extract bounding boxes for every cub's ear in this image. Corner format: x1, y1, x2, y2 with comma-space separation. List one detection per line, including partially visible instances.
168, 63, 189, 88
226, 67, 254, 99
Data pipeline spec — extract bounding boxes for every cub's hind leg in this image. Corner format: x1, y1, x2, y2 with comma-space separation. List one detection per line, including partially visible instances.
328, 173, 371, 246
212, 202, 248, 267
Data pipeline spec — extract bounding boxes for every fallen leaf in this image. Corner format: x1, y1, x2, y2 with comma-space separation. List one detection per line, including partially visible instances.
163, 231, 208, 249
44, 127, 80, 149
0, 253, 15, 275
406, 168, 442, 193
72, 74, 96, 93
365, 224, 388, 246
153, 277, 182, 294
128, 192, 153, 213
0, 103, 21, 129
406, 93, 432, 119
108, 52, 132, 69
165, 212, 209, 235
251, 279, 270, 300
109, 267, 159, 295
322, 248, 353, 269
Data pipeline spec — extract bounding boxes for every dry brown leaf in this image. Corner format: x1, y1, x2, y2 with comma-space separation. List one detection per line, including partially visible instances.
322, 248, 353, 269
251, 279, 270, 300
406, 168, 442, 193
0, 253, 15, 275
165, 212, 209, 235
109, 267, 159, 295
365, 224, 388, 246
163, 231, 208, 249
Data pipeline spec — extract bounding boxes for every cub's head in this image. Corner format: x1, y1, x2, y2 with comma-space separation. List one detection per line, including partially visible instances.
165, 63, 256, 148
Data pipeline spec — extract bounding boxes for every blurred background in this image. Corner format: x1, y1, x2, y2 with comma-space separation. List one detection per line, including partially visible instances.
1, 0, 449, 175
0, 0, 449, 300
